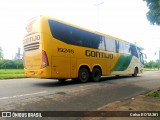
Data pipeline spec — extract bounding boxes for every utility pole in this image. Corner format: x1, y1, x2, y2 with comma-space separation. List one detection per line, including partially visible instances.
94, 1, 104, 31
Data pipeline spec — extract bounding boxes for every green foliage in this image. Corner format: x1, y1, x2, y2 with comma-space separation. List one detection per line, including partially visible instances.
146, 91, 160, 97
144, 0, 160, 25
144, 60, 160, 69
0, 59, 24, 69
144, 60, 156, 68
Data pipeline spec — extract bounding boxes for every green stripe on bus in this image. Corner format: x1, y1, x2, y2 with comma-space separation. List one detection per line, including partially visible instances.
112, 54, 132, 71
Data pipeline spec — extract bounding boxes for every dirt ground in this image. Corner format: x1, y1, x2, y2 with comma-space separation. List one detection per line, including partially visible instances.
83, 88, 160, 120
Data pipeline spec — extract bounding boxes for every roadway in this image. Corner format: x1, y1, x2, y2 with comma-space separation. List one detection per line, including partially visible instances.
0, 71, 160, 118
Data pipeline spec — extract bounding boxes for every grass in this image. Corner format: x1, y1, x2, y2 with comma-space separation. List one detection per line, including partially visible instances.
146, 90, 160, 97
0, 69, 26, 79
144, 68, 160, 71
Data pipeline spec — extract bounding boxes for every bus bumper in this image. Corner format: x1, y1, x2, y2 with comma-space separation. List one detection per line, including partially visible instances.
24, 68, 51, 78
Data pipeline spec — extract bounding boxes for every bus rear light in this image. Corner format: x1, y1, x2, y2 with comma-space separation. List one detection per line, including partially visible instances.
41, 50, 49, 68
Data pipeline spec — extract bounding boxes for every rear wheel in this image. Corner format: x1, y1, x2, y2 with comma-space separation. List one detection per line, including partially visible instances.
78, 68, 89, 83
91, 68, 101, 82
132, 68, 138, 77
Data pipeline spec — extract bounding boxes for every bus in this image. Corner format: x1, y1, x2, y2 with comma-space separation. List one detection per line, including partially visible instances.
23, 16, 145, 83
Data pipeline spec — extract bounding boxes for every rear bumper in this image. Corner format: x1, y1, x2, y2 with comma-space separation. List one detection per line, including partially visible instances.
24, 68, 51, 78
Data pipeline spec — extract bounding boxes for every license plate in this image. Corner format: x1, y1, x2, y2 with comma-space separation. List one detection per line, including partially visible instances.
30, 71, 35, 75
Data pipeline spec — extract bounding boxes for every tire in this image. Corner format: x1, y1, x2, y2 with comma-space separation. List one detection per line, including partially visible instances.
78, 68, 89, 83
91, 68, 101, 82
132, 68, 138, 77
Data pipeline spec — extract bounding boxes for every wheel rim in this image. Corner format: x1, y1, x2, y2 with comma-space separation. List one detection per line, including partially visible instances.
78, 68, 89, 83
81, 72, 87, 80
92, 68, 101, 82
94, 70, 100, 79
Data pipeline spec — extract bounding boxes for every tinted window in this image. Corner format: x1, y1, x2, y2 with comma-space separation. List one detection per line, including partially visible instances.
115, 40, 119, 53
124, 42, 130, 54
129, 44, 138, 57
48, 20, 105, 50
119, 41, 130, 54
119, 41, 124, 53
105, 37, 115, 52
119, 42, 135, 55
98, 37, 105, 50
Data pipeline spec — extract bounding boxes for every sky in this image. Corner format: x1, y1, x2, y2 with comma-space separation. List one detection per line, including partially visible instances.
0, 0, 159, 61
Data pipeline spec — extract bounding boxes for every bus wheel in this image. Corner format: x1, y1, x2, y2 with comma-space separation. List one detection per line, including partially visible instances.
91, 68, 101, 82
78, 68, 89, 83
58, 79, 66, 83
132, 68, 138, 77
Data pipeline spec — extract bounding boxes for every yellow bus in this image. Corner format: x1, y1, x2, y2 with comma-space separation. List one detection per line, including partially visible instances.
23, 16, 145, 83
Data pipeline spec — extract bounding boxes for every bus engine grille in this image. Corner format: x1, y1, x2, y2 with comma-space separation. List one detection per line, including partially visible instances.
24, 42, 40, 51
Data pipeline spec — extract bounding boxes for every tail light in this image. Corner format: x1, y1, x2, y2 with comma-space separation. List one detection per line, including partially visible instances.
41, 50, 49, 68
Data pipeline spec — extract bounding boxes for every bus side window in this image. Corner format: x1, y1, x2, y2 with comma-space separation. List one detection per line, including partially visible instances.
119, 41, 124, 53
129, 45, 138, 57
70, 27, 84, 46
115, 40, 119, 53
49, 20, 115, 52
124, 42, 130, 54
105, 37, 116, 52
98, 37, 105, 50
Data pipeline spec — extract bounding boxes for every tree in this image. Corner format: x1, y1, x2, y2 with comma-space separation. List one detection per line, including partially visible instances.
144, 0, 160, 25
144, 60, 160, 69
144, 60, 155, 68
0, 59, 24, 69
156, 59, 160, 69
0, 46, 3, 61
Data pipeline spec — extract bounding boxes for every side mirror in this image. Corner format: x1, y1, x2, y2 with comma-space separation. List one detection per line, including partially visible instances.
143, 53, 147, 59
